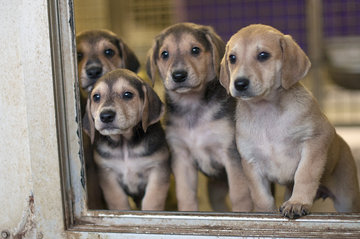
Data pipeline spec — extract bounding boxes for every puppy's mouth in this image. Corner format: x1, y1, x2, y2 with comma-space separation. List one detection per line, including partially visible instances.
97, 125, 129, 136
232, 89, 268, 101
99, 127, 120, 135
170, 83, 202, 94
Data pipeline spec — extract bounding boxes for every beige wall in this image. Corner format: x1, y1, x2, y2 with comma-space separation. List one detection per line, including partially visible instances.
74, 0, 112, 33
0, 0, 64, 238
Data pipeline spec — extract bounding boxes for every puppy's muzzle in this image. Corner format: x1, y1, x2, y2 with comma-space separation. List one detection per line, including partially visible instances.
234, 77, 250, 92
100, 110, 116, 123
86, 60, 103, 80
86, 66, 102, 80
172, 70, 188, 83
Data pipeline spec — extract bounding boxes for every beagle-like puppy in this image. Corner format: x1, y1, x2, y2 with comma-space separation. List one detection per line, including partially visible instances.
220, 24, 360, 218
83, 69, 170, 210
77, 29, 140, 209
147, 23, 252, 212
77, 29, 140, 95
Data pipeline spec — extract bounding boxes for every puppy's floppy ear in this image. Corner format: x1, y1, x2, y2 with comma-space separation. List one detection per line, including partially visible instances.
82, 95, 96, 144
146, 39, 160, 86
204, 26, 226, 78
219, 45, 230, 94
118, 39, 140, 73
141, 83, 164, 132
280, 35, 311, 90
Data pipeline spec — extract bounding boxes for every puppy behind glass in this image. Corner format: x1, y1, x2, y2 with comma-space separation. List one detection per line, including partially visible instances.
77, 29, 140, 97
220, 24, 360, 218
147, 22, 252, 212
77, 29, 140, 209
83, 69, 170, 210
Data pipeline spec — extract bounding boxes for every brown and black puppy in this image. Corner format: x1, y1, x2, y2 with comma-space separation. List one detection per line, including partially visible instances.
77, 29, 140, 209
77, 29, 140, 102
220, 24, 360, 218
147, 22, 252, 212
83, 69, 170, 210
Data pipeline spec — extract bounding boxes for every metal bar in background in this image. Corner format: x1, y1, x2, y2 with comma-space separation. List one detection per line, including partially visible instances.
306, 0, 324, 105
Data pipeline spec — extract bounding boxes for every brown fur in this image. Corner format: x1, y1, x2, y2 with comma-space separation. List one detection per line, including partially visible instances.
83, 69, 170, 210
77, 29, 140, 94
147, 23, 252, 212
220, 24, 360, 218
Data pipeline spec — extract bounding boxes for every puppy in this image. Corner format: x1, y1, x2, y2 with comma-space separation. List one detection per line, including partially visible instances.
147, 22, 252, 212
83, 69, 170, 210
77, 29, 140, 102
77, 29, 140, 209
220, 24, 360, 218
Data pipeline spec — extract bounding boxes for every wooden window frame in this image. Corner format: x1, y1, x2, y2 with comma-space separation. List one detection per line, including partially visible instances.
48, 0, 360, 237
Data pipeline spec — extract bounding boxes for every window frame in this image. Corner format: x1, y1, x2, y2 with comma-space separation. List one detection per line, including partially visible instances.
49, 0, 360, 237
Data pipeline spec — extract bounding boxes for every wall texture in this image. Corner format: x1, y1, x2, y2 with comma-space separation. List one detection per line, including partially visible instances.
0, 0, 64, 238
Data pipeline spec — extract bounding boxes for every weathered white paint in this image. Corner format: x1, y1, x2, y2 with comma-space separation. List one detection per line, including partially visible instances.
0, 0, 64, 238
0, 0, 33, 234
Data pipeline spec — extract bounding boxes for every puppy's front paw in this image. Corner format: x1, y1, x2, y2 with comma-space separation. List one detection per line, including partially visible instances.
279, 201, 310, 219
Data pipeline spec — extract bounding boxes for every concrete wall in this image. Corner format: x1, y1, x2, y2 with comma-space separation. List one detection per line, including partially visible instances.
0, 0, 64, 238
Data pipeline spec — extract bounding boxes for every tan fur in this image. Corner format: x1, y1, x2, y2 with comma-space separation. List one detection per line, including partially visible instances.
155, 34, 215, 94
220, 24, 360, 218
83, 69, 170, 210
147, 23, 252, 212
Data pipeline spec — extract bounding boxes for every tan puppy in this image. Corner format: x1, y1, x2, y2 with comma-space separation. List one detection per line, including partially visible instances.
220, 24, 360, 218
147, 23, 252, 212
83, 69, 170, 210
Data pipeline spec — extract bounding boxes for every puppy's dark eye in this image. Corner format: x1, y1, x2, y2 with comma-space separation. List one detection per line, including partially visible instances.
93, 93, 100, 102
191, 47, 201, 56
104, 49, 115, 58
161, 51, 169, 59
229, 54, 236, 64
123, 91, 133, 100
77, 52, 83, 62
257, 52, 270, 62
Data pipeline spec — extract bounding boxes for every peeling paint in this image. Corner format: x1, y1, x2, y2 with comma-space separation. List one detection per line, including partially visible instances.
68, 0, 75, 42
80, 168, 86, 189
13, 195, 36, 239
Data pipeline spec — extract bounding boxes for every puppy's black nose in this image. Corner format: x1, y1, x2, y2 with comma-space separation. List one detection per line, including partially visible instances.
234, 77, 250, 91
172, 70, 188, 83
100, 110, 116, 123
86, 66, 102, 79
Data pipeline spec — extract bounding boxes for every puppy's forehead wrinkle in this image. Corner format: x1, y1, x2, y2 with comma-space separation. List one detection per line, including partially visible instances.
102, 98, 115, 108
96, 74, 144, 100
77, 30, 118, 45
157, 30, 210, 59
92, 82, 109, 95
99, 38, 117, 48
230, 28, 281, 50
239, 24, 282, 37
